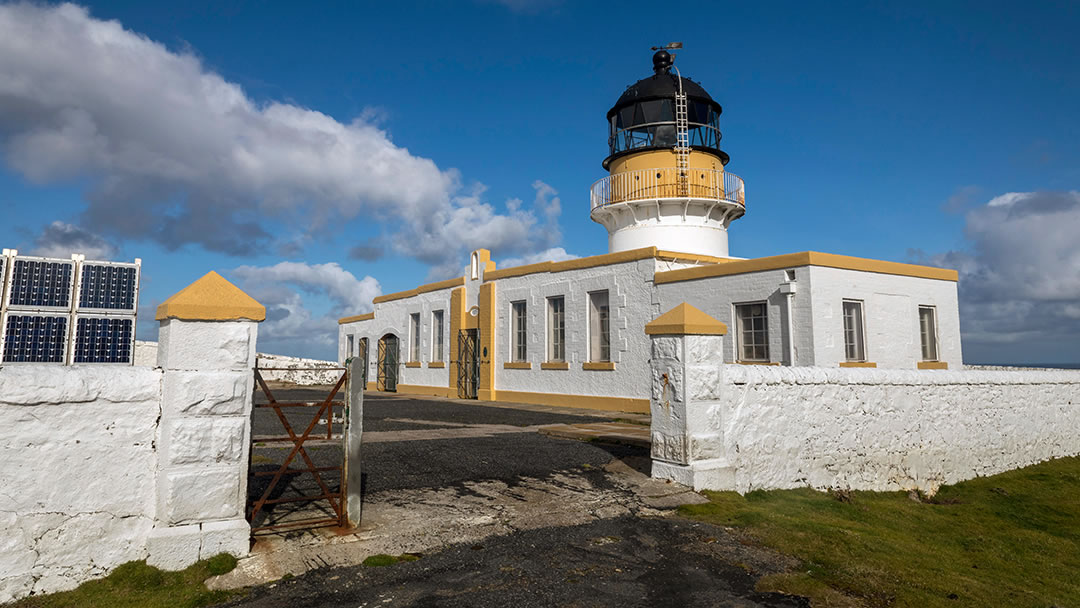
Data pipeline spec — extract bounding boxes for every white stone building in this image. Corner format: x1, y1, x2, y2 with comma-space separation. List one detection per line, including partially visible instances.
338, 51, 961, 414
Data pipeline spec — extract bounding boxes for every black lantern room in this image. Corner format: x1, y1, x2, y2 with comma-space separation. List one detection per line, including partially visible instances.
603, 50, 728, 170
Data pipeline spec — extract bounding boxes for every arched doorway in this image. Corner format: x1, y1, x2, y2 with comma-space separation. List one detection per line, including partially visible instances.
377, 334, 399, 392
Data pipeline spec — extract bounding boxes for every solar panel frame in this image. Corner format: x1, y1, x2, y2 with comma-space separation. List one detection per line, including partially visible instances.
71, 314, 136, 364
1, 311, 71, 364
0, 254, 8, 313
74, 259, 141, 314
4, 255, 76, 312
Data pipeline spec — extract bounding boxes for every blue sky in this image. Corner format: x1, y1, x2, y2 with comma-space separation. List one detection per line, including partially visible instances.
1, 1, 1078, 362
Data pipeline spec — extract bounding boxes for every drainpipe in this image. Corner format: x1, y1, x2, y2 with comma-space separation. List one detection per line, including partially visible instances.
779, 279, 798, 366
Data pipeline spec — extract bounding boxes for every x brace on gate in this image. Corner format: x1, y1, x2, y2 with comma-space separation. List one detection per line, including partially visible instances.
247, 368, 348, 534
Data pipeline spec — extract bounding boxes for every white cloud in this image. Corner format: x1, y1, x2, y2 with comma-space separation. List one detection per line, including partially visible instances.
230, 261, 380, 358
0, 3, 562, 265
498, 247, 578, 269
29, 221, 116, 260
915, 191, 1080, 360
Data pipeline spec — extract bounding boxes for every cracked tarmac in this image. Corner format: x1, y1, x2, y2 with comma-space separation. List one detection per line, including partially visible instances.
212, 391, 807, 607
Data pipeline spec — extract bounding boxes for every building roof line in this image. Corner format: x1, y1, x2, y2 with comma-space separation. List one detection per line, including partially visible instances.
654, 251, 959, 284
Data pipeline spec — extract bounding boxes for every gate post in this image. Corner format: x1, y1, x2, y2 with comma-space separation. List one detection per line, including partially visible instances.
147, 271, 265, 570
644, 303, 735, 491
345, 356, 365, 526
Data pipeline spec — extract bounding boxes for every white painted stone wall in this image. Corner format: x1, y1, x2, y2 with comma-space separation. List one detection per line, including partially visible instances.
650, 343, 1080, 493
0, 319, 258, 603
134, 339, 158, 366
0, 366, 161, 602
806, 266, 962, 369
255, 353, 341, 385
492, 259, 658, 400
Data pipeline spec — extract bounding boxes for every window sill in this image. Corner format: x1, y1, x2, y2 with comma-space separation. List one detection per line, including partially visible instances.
540, 361, 569, 370
583, 361, 615, 371
427, 361, 445, 368
839, 361, 877, 368
737, 360, 779, 366
405, 362, 422, 368
503, 361, 532, 370
917, 361, 948, 370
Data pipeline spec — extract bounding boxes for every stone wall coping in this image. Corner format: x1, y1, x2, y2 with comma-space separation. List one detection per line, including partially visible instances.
155, 271, 265, 322
645, 303, 728, 336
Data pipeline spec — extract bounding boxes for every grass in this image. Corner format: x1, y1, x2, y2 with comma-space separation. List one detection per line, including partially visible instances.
361, 553, 421, 567
10, 555, 243, 608
678, 456, 1080, 608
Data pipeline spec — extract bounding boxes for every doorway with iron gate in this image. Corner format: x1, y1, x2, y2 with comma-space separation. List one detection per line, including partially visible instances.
377, 334, 398, 392
457, 329, 479, 399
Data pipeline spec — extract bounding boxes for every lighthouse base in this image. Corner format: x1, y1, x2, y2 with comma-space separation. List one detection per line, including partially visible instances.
590, 197, 742, 259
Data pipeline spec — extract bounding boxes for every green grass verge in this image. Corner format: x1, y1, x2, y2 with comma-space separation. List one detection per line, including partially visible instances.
361, 553, 421, 567
10, 554, 244, 608
678, 456, 1080, 608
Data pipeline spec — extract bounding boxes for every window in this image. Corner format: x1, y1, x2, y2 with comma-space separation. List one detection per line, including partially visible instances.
735, 302, 769, 362
547, 296, 565, 362
588, 290, 610, 362
919, 306, 939, 361
409, 313, 420, 362
511, 301, 527, 362
842, 300, 866, 362
432, 310, 444, 362
346, 335, 354, 359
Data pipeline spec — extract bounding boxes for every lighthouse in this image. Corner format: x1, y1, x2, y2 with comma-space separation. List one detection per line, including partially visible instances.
589, 49, 745, 258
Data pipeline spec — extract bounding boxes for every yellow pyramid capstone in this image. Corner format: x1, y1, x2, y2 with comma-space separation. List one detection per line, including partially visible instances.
644, 302, 727, 336
155, 271, 266, 322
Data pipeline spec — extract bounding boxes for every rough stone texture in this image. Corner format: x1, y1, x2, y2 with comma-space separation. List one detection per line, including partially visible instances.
0, 366, 162, 603
200, 519, 251, 560
146, 524, 202, 571
698, 365, 1080, 494
256, 353, 342, 385
163, 370, 250, 415
166, 418, 246, 465
160, 467, 242, 525
158, 319, 257, 371
134, 339, 159, 367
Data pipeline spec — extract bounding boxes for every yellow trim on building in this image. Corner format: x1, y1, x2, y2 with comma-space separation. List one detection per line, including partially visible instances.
155, 271, 266, 322
494, 390, 650, 414
737, 361, 781, 366
372, 276, 466, 304
541, 361, 570, 370
478, 281, 496, 397
395, 384, 453, 398
338, 312, 374, 324
583, 362, 616, 371
366, 381, 377, 391
840, 361, 878, 368
645, 303, 728, 336
428, 361, 446, 368
405, 361, 422, 368
655, 252, 958, 285
918, 361, 949, 370
503, 361, 532, 370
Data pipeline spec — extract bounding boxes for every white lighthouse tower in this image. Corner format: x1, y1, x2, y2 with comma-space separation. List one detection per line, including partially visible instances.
590, 48, 745, 258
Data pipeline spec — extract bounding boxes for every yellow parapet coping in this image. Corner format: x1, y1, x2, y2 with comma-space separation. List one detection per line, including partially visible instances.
338, 312, 374, 324
645, 303, 728, 336
372, 276, 465, 304
155, 271, 265, 322
655, 251, 959, 285
483, 247, 732, 282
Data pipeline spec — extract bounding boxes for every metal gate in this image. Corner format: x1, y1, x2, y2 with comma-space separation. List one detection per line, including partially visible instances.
457, 329, 479, 399
247, 367, 347, 534
377, 334, 398, 392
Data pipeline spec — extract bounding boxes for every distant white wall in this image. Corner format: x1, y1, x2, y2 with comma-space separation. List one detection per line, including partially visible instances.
0, 366, 162, 601
256, 353, 341, 385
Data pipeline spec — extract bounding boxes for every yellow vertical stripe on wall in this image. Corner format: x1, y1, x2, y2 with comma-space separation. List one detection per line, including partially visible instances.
478, 281, 497, 401
448, 287, 466, 397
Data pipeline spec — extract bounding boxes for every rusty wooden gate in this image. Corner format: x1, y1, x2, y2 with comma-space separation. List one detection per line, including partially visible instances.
247, 367, 348, 534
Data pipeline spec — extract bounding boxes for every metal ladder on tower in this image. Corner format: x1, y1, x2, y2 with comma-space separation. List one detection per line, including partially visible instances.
674, 89, 690, 196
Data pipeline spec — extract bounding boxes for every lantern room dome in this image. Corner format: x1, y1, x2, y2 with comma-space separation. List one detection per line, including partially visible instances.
603, 51, 728, 169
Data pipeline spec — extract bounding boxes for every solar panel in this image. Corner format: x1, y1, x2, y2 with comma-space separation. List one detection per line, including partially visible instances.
72, 316, 134, 364
6, 257, 75, 310
1, 313, 69, 363
77, 263, 139, 312
0, 256, 6, 308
